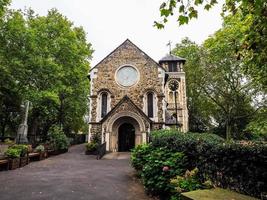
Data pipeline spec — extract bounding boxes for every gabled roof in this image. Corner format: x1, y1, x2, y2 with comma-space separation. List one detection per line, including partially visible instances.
90, 39, 165, 72
159, 54, 186, 63
100, 95, 152, 124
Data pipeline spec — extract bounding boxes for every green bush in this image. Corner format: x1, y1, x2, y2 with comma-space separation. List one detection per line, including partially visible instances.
131, 144, 187, 197
5, 148, 21, 158
131, 144, 153, 172
48, 126, 70, 150
7, 144, 28, 157
150, 130, 267, 198
16, 145, 28, 157
35, 145, 45, 152
170, 168, 203, 193
85, 142, 98, 152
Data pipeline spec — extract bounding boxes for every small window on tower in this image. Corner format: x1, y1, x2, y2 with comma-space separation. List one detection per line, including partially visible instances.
168, 62, 178, 72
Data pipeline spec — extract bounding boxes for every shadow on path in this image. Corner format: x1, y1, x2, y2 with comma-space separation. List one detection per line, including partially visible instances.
0, 144, 155, 200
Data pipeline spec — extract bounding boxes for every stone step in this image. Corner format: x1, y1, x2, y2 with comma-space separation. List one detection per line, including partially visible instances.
102, 152, 130, 160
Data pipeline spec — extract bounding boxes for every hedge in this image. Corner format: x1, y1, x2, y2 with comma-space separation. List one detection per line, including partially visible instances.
131, 144, 187, 198
150, 130, 267, 198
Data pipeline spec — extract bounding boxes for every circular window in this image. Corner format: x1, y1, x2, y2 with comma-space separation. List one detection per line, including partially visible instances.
116, 66, 139, 87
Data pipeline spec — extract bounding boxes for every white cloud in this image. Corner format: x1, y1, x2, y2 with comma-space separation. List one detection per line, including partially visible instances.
11, 0, 223, 66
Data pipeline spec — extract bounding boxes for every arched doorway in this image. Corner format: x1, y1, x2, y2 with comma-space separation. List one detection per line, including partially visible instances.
104, 111, 149, 152
118, 123, 135, 151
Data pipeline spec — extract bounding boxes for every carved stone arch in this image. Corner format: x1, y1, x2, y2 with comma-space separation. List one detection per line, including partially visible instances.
106, 111, 146, 133
97, 88, 114, 97
142, 88, 159, 96
103, 111, 149, 151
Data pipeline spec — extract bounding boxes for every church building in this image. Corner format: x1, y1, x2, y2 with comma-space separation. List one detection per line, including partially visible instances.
88, 39, 188, 152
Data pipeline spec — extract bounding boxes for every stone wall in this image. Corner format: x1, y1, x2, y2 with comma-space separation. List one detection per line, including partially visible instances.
89, 40, 165, 125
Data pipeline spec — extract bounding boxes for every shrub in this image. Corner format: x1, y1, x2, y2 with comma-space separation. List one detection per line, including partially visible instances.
85, 142, 98, 152
35, 145, 45, 152
170, 168, 204, 193
131, 144, 153, 172
150, 130, 224, 151
131, 145, 187, 197
5, 148, 21, 158
7, 144, 28, 157
16, 145, 28, 157
48, 126, 70, 150
150, 130, 267, 198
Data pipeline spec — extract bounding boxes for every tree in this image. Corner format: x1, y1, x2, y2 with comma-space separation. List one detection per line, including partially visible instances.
0, 7, 93, 141
156, 0, 267, 89
0, 0, 10, 18
200, 14, 258, 140
172, 38, 215, 132
0, 9, 26, 140
173, 13, 264, 140
246, 109, 267, 141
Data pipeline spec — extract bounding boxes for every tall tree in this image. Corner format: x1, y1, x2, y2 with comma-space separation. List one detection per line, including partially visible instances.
173, 14, 264, 139
0, 9, 26, 140
172, 38, 215, 132
0, 7, 93, 141
200, 14, 258, 140
156, 0, 267, 89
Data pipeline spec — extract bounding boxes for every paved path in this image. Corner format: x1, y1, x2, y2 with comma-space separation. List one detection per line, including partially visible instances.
0, 144, 155, 200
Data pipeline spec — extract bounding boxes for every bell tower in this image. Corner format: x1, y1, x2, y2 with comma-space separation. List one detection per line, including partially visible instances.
159, 54, 188, 132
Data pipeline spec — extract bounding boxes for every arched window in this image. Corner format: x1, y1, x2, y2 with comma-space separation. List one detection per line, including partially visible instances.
147, 92, 154, 118
101, 93, 108, 118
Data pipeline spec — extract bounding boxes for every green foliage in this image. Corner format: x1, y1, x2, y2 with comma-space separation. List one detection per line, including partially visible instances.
173, 30, 263, 140
0, 0, 10, 18
0, 6, 93, 141
170, 168, 203, 193
201, 20, 257, 140
151, 129, 224, 153
131, 144, 187, 197
172, 38, 215, 132
156, 0, 267, 89
34, 145, 45, 153
12, 144, 28, 157
85, 142, 98, 152
245, 109, 267, 141
48, 126, 70, 150
5, 144, 28, 157
131, 144, 153, 172
5, 147, 21, 158
150, 129, 267, 198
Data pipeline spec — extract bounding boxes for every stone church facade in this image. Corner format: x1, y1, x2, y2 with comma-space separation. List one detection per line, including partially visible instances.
88, 39, 188, 152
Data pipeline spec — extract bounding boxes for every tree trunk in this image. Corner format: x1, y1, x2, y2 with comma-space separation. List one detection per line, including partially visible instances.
42, 122, 53, 142
226, 119, 232, 141
29, 118, 39, 144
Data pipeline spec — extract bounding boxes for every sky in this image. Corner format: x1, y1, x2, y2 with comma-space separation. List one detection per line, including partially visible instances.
11, 0, 224, 66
